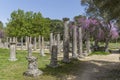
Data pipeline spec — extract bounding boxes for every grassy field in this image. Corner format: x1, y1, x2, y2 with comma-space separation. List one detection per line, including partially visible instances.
0, 48, 82, 80
0, 42, 119, 80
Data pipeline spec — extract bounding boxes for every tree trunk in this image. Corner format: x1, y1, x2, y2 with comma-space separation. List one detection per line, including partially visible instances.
94, 40, 99, 51
105, 38, 110, 52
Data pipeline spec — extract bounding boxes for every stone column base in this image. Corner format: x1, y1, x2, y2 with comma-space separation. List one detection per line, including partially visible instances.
62, 59, 71, 63
8, 58, 17, 61
23, 69, 43, 77
47, 64, 59, 68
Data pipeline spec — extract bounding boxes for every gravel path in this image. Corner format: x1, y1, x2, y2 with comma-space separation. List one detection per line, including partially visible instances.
68, 54, 120, 80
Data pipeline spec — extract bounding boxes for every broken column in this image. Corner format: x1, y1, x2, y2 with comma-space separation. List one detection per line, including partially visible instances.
48, 45, 59, 68
23, 56, 43, 77
9, 42, 17, 61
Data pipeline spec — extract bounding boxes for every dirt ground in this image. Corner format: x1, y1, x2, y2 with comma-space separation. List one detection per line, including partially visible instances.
66, 54, 120, 80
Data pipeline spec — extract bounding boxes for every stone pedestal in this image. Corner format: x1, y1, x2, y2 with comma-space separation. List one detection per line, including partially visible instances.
23, 56, 43, 77
48, 45, 59, 68
9, 42, 17, 61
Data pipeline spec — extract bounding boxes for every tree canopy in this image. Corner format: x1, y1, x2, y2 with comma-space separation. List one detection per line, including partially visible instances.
81, 0, 120, 22
6, 9, 51, 38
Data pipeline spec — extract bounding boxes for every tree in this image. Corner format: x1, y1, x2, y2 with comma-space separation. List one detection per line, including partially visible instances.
6, 9, 25, 37
81, 0, 120, 21
50, 19, 63, 33
0, 21, 3, 29
81, 0, 120, 52
6, 9, 51, 39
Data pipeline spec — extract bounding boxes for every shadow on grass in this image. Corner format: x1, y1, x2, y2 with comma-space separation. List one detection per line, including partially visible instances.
39, 59, 84, 79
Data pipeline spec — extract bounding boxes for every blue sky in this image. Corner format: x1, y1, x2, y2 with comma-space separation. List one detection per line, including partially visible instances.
0, 0, 85, 25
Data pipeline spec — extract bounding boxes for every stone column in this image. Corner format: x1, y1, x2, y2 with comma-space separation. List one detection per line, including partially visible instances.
0, 38, 2, 48
25, 36, 29, 50
21, 37, 23, 50
50, 33, 53, 54
13, 37, 17, 50
72, 22, 78, 59
23, 56, 43, 77
33, 37, 37, 51
62, 18, 70, 63
38, 35, 41, 50
78, 26, 83, 57
25, 36, 28, 49
48, 45, 59, 68
28, 44, 33, 57
29, 36, 32, 44
13, 37, 16, 43
5, 37, 9, 48
86, 33, 91, 54
53, 35, 56, 45
10, 37, 12, 43
0, 38, 1, 43
9, 42, 17, 61
40, 36, 45, 56
57, 33, 60, 54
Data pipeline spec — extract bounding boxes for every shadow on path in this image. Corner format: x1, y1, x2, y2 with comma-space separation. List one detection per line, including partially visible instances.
39, 58, 120, 80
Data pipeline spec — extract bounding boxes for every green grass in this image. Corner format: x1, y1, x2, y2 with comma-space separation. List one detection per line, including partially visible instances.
89, 51, 110, 55
109, 42, 120, 49
0, 48, 82, 80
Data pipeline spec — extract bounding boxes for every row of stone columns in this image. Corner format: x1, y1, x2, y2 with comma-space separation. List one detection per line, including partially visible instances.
62, 18, 91, 61
50, 33, 61, 54
5, 36, 45, 51
48, 18, 92, 68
